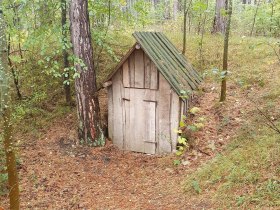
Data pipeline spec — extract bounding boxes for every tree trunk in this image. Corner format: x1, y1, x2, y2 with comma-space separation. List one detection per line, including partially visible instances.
220, 0, 232, 102
173, 0, 178, 19
212, 0, 227, 34
250, 0, 261, 36
70, 0, 104, 146
7, 35, 22, 100
61, 0, 71, 105
182, 0, 187, 54
199, 0, 209, 68
182, 0, 192, 54
0, 3, 20, 209
270, 2, 274, 33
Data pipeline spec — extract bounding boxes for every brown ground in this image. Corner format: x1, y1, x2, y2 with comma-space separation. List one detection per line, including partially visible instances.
1, 82, 250, 210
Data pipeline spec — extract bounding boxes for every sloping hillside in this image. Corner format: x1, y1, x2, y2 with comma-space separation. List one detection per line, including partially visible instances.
1, 35, 279, 209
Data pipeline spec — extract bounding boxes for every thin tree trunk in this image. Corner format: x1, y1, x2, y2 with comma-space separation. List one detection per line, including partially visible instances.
182, 0, 187, 54
8, 35, 22, 100
70, 0, 104, 145
13, 6, 23, 60
61, 0, 71, 105
250, 0, 261, 36
188, 9, 191, 33
182, 0, 192, 54
220, 0, 232, 102
0, 3, 20, 209
197, 12, 202, 35
173, 0, 178, 19
269, 1, 274, 33
212, 0, 227, 34
199, 0, 209, 68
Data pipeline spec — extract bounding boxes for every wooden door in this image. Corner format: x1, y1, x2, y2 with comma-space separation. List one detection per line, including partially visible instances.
123, 89, 157, 154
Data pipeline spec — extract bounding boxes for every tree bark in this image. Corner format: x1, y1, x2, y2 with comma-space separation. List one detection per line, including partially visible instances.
7, 34, 22, 100
70, 0, 104, 146
61, 0, 71, 105
182, 0, 192, 54
199, 0, 209, 68
173, 0, 178, 19
250, 0, 261, 36
270, 1, 274, 33
212, 0, 227, 34
0, 2, 20, 209
220, 0, 232, 102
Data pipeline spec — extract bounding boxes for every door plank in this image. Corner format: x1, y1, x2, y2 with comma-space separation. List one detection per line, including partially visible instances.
133, 89, 145, 152
144, 101, 156, 154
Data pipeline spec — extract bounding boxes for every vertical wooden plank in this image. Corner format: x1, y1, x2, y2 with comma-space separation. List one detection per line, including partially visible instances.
134, 49, 145, 88
128, 88, 135, 151
144, 53, 151, 89
150, 61, 158, 89
144, 101, 156, 154
181, 100, 185, 116
123, 60, 130, 87
129, 52, 135, 87
170, 90, 180, 152
112, 69, 124, 149
133, 89, 145, 152
157, 74, 172, 153
107, 86, 113, 140
123, 88, 130, 150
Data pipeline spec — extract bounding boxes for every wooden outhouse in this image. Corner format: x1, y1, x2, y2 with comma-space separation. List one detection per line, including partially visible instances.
104, 32, 201, 154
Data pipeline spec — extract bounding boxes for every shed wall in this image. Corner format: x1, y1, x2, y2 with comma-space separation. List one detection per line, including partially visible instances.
108, 48, 183, 154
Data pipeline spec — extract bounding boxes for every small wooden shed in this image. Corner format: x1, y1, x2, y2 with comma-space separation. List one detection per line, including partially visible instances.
104, 32, 201, 154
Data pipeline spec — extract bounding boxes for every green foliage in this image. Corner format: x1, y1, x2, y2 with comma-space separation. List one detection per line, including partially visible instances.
0, 137, 8, 195
184, 125, 280, 207
236, 195, 246, 206
174, 106, 204, 158
173, 159, 181, 166
191, 179, 202, 194
176, 136, 188, 156
1, 0, 280, 207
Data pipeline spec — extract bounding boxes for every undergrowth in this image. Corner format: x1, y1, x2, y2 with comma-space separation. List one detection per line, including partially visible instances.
179, 31, 280, 208
184, 125, 280, 208
1, 24, 279, 208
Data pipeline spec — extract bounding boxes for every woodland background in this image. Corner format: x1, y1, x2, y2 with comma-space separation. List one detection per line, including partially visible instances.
0, 0, 280, 209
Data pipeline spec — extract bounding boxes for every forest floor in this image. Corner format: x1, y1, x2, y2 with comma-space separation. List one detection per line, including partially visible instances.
1, 36, 279, 209
1, 81, 252, 210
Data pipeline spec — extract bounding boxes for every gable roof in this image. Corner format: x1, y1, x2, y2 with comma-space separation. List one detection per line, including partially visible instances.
106, 32, 202, 96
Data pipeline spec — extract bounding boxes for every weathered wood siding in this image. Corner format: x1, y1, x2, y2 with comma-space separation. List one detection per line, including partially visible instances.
107, 86, 113, 140
111, 69, 124, 147
108, 48, 182, 154
123, 49, 158, 90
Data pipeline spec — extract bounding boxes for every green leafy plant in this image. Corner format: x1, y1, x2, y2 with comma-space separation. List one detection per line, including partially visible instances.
236, 195, 246, 206
173, 159, 181, 166
174, 106, 205, 159
191, 179, 202, 194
